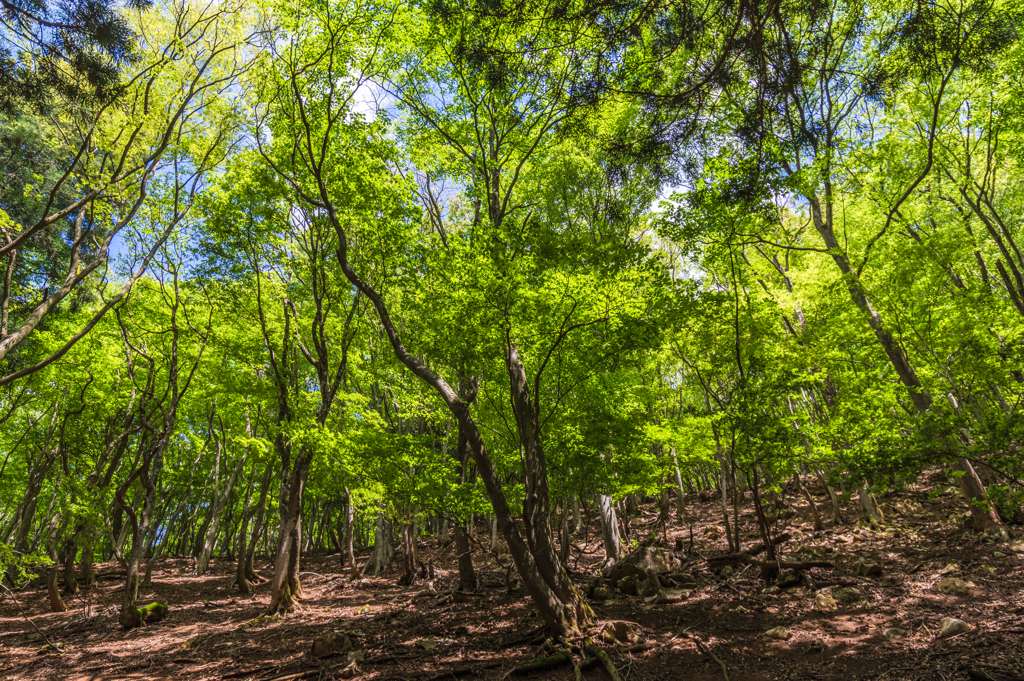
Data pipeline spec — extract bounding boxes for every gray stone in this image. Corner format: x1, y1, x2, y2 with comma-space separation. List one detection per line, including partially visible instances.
939, 618, 971, 638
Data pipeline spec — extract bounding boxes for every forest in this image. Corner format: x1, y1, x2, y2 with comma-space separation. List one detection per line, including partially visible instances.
1, 0, 1024, 678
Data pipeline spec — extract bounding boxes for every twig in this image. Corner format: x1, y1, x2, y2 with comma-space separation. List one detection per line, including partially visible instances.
0, 582, 63, 655
693, 635, 729, 681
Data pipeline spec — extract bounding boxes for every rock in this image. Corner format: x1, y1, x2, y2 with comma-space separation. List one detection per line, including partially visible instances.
311, 631, 352, 657
590, 587, 614, 602
608, 562, 647, 587
833, 587, 865, 604
893, 500, 922, 517
347, 650, 365, 663
667, 571, 697, 587
808, 545, 829, 557
1009, 540, 1024, 554
629, 546, 679, 573
705, 526, 723, 540
883, 627, 905, 640
993, 552, 1006, 558
938, 562, 959, 575
939, 618, 972, 638
937, 577, 979, 597
640, 570, 662, 600
766, 626, 791, 640
856, 560, 883, 577
762, 586, 780, 595
656, 589, 691, 604
815, 592, 838, 612
601, 621, 641, 645
26, 632, 42, 641
776, 571, 802, 589
416, 636, 438, 650
977, 565, 997, 576
618, 574, 639, 596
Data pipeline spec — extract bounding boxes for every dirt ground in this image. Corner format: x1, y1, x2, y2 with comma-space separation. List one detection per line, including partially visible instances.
2, 477, 1023, 681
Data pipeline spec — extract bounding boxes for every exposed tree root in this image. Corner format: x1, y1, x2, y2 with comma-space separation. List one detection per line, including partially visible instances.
693, 634, 730, 681
583, 638, 623, 681
423, 661, 503, 680
706, 533, 791, 568
501, 650, 572, 678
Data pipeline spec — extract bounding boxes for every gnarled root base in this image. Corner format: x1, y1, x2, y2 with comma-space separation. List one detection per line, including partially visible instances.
502, 638, 622, 681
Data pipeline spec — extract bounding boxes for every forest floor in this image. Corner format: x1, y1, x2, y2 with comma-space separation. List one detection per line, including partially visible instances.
2, 475, 1024, 681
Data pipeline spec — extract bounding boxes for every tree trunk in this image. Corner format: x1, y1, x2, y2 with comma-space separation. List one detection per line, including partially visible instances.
343, 490, 360, 579
197, 457, 244, 575
670, 445, 687, 518
453, 518, 476, 591
45, 513, 66, 613
815, 468, 844, 524
266, 447, 310, 615
365, 511, 393, 575
859, 482, 883, 530
794, 473, 824, 531
598, 495, 620, 569
955, 458, 1008, 538
61, 536, 79, 594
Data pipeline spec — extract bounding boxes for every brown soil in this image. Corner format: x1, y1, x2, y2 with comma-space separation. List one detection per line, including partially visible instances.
2, 478, 1023, 680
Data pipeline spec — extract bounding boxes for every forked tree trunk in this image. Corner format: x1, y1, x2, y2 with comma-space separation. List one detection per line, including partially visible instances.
198, 457, 243, 575
118, 450, 164, 630
266, 447, 309, 615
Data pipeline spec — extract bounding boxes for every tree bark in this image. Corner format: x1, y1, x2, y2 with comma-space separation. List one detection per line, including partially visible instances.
598, 495, 620, 569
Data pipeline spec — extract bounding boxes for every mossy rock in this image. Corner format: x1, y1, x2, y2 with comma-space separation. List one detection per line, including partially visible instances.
138, 602, 169, 624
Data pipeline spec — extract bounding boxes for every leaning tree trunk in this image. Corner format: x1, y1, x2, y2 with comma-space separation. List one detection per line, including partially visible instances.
197, 457, 243, 575
329, 214, 592, 637
794, 473, 824, 531
955, 458, 1008, 538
